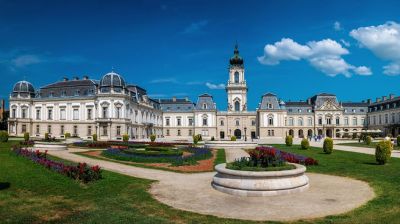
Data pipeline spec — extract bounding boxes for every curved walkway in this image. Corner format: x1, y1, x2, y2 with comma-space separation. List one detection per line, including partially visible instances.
47, 148, 375, 222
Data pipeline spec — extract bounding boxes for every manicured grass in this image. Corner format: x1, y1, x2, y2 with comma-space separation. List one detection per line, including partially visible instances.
337, 142, 400, 150
213, 148, 226, 166
2, 141, 400, 223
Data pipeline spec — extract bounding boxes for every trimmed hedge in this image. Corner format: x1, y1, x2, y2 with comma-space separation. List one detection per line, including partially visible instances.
285, 135, 293, 146
301, 138, 309, 149
323, 138, 333, 154
375, 140, 393, 165
64, 132, 71, 138
0, 131, 9, 142
150, 134, 156, 142
123, 134, 129, 142
92, 133, 98, 142
366, 136, 372, 145
231, 136, 237, 141
24, 132, 30, 142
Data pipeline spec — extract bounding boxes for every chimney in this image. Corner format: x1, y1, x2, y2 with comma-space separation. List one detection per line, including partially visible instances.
382, 96, 387, 101
376, 97, 381, 103
83, 75, 89, 80
367, 99, 371, 104
63, 77, 69, 82
389, 94, 395, 99
307, 98, 311, 104
74, 76, 79, 81
185, 97, 189, 102
172, 96, 176, 102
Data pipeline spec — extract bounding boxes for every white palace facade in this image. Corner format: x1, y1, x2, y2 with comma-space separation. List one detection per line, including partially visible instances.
8, 46, 400, 140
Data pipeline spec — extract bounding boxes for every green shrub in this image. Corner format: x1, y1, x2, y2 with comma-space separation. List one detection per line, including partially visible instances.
150, 134, 156, 142
44, 133, 49, 140
231, 136, 237, 141
92, 133, 98, 142
123, 134, 129, 142
300, 138, 309, 149
366, 136, 372, 145
285, 135, 293, 146
323, 137, 333, 154
0, 131, 9, 142
397, 135, 400, 147
375, 140, 393, 165
64, 132, 71, 138
193, 135, 199, 145
24, 132, 30, 142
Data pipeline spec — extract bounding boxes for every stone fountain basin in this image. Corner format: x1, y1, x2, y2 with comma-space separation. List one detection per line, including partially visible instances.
212, 163, 309, 197
34, 141, 68, 151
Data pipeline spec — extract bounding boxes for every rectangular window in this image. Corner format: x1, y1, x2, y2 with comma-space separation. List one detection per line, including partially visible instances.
116, 126, 121, 136
60, 108, 66, 120
271, 130, 275, 136
36, 125, 40, 134
48, 125, 52, 134
166, 118, 170, 126
102, 126, 108, 136
385, 114, 388, 124
116, 107, 121, 119
87, 108, 92, 120
21, 109, 26, 119
318, 118, 322, 125
87, 126, 92, 135
73, 125, 78, 136
102, 107, 108, 118
188, 129, 192, 136
177, 129, 181, 136
166, 129, 170, 136
308, 118, 312, 126
48, 109, 53, 120
344, 118, 349, 125
73, 109, 79, 120
36, 109, 41, 120
177, 118, 182, 126
336, 118, 340, 125
12, 109, 16, 118
60, 125, 64, 135
251, 120, 256, 126
188, 118, 194, 126
22, 124, 27, 133
353, 118, 357, 126
203, 118, 208, 126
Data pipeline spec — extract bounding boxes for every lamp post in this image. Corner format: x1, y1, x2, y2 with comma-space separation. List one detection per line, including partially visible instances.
244, 127, 247, 141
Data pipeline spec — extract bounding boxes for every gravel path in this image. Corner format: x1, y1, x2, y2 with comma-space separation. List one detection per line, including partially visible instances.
46, 147, 375, 221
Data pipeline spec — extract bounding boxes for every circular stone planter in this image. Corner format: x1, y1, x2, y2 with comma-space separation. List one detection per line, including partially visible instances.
33, 141, 67, 151
205, 141, 258, 149
212, 163, 309, 197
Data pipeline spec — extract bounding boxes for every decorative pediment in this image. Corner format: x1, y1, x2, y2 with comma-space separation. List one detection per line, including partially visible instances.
318, 99, 342, 110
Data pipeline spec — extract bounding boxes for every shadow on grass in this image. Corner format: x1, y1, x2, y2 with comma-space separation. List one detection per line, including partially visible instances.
363, 162, 380, 166
0, 182, 10, 190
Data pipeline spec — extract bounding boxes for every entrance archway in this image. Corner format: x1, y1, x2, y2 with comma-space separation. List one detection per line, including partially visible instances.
288, 129, 294, 137
326, 129, 333, 138
234, 129, 242, 139
307, 129, 313, 137
298, 129, 304, 138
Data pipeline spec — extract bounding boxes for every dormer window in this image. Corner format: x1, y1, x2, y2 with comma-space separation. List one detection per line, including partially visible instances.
268, 103, 273, 109
61, 91, 66, 97
74, 90, 80, 96
203, 103, 207, 110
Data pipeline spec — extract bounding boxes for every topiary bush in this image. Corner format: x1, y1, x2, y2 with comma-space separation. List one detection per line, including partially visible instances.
375, 140, 393, 165
150, 134, 156, 142
193, 135, 199, 145
123, 134, 129, 142
64, 132, 71, 138
231, 136, 237, 141
323, 137, 333, 154
285, 135, 293, 146
92, 133, 98, 142
397, 135, 400, 147
24, 132, 30, 142
197, 134, 202, 141
0, 131, 9, 142
44, 133, 49, 141
366, 136, 372, 145
300, 138, 309, 149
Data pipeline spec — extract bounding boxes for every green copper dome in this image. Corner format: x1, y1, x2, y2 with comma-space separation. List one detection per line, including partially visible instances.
229, 44, 244, 67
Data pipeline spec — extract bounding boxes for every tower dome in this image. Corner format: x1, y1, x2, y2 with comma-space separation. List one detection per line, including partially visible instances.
229, 44, 244, 67
100, 71, 126, 87
12, 80, 35, 98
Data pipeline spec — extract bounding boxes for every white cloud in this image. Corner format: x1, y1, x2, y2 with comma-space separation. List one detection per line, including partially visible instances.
258, 38, 370, 77
205, 82, 225, 89
11, 54, 43, 67
182, 20, 208, 34
334, 21, 342, 31
350, 21, 400, 75
340, 39, 351, 47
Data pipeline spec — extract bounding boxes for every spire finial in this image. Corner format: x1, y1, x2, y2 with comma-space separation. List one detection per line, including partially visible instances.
234, 42, 239, 55
111, 66, 114, 72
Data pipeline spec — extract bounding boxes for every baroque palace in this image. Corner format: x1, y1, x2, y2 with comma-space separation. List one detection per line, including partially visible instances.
7, 46, 400, 140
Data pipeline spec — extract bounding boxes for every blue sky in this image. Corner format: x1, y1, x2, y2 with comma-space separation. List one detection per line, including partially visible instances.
1, 0, 400, 110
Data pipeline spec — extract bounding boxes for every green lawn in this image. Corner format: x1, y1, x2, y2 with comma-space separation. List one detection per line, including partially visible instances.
1, 141, 400, 223
337, 142, 400, 150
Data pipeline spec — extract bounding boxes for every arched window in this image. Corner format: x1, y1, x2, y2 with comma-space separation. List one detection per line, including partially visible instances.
268, 116, 274, 126
234, 71, 239, 83
235, 119, 240, 126
298, 118, 303, 126
234, 101, 240, 111
202, 115, 208, 126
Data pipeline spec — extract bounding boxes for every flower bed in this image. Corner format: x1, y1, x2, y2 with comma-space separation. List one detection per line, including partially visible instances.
102, 146, 212, 166
13, 146, 102, 183
255, 146, 318, 166
19, 140, 35, 147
